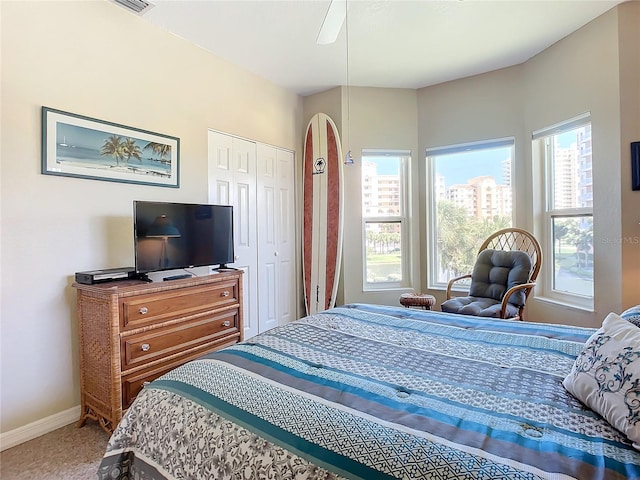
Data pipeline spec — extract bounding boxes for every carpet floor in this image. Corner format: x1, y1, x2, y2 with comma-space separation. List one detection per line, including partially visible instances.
0, 421, 109, 479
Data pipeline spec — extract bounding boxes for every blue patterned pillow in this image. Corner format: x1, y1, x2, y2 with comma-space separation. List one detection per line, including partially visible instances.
621, 305, 640, 328
563, 312, 640, 450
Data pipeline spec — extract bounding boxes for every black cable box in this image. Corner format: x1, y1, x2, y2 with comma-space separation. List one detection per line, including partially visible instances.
163, 274, 193, 281
75, 267, 137, 285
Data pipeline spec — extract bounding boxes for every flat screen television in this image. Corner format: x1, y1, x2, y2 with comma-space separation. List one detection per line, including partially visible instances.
134, 200, 234, 275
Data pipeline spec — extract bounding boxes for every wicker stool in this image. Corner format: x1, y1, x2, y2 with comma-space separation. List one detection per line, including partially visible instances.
399, 293, 436, 310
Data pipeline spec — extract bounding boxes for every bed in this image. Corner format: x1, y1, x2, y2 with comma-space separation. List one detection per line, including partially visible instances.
97, 303, 640, 479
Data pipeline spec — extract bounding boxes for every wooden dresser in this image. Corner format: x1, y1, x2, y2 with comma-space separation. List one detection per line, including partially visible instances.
74, 271, 243, 433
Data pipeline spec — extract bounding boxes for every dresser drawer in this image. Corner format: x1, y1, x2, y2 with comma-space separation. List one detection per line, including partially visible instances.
120, 331, 240, 409
121, 309, 239, 370
75, 271, 243, 433
121, 281, 239, 329
121, 362, 176, 409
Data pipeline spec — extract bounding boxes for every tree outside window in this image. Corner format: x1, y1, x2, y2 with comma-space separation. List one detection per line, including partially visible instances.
537, 119, 594, 302
361, 151, 410, 289
427, 140, 514, 288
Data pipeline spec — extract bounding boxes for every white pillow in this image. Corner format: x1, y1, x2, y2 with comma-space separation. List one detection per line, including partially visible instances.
563, 312, 640, 449
621, 305, 640, 328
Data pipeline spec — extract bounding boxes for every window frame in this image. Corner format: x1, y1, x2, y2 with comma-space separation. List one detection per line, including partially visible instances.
426, 138, 515, 291
361, 150, 411, 291
533, 113, 594, 310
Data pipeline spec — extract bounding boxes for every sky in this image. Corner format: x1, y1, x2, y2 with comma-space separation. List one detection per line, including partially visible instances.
364, 150, 509, 186
364, 155, 401, 175
365, 128, 580, 187
434, 148, 510, 187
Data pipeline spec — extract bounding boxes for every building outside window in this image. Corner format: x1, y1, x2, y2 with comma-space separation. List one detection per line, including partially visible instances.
361, 150, 410, 289
426, 139, 514, 289
533, 114, 593, 308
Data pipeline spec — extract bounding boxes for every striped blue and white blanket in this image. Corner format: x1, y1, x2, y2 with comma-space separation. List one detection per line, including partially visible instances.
98, 304, 640, 479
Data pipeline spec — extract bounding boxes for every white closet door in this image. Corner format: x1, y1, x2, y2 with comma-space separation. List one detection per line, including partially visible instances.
208, 131, 259, 340
256, 144, 279, 332
276, 148, 296, 326
257, 145, 296, 332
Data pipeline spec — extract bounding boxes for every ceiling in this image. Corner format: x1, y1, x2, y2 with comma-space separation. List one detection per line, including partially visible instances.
135, 0, 626, 96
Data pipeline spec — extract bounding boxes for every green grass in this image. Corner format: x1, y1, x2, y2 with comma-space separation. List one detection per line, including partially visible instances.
556, 252, 593, 280
366, 253, 402, 282
366, 253, 401, 264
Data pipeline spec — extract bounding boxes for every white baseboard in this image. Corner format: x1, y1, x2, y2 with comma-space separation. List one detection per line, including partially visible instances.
0, 405, 81, 452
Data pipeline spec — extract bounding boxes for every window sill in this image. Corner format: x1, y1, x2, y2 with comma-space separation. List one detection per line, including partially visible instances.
534, 295, 594, 314
362, 285, 411, 293
428, 285, 470, 295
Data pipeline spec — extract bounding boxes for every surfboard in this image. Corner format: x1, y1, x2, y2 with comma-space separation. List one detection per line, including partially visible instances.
303, 113, 344, 316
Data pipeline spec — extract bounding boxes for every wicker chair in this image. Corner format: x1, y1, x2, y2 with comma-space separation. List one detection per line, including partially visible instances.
441, 228, 542, 320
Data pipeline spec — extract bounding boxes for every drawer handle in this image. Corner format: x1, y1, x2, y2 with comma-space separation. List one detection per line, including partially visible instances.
221, 291, 230, 297
139, 307, 149, 315
222, 320, 231, 327
141, 343, 151, 352
142, 381, 150, 387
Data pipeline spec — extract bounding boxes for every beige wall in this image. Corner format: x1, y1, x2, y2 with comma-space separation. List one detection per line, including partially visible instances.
0, 0, 301, 434
304, 87, 420, 307
307, 3, 639, 328
618, 1, 640, 309
416, 5, 629, 326
523, 5, 625, 326
419, 4, 639, 327
417, 66, 526, 311
343, 87, 420, 306
2, 0, 638, 441
303, 87, 342, 130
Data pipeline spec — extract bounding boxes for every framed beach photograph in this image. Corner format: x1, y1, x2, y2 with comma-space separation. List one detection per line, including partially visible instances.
42, 107, 179, 188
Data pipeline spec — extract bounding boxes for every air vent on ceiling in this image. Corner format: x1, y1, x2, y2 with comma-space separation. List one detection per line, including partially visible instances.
111, 0, 154, 15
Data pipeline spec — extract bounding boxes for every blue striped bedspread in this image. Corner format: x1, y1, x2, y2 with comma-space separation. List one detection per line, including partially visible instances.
98, 303, 640, 479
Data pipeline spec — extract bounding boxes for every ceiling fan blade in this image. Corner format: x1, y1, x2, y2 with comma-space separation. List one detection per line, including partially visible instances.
316, 0, 347, 45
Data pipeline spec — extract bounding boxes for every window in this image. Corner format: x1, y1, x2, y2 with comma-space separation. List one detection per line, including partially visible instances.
533, 114, 593, 308
426, 139, 514, 289
361, 150, 410, 289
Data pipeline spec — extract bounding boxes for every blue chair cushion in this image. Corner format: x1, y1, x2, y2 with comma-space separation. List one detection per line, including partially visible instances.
468, 249, 532, 306
441, 296, 521, 318
440, 249, 533, 319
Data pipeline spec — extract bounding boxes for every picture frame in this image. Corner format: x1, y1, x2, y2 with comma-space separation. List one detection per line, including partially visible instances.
632, 141, 640, 191
42, 107, 179, 188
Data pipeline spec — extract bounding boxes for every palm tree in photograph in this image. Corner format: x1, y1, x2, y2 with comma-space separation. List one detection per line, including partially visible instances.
144, 142, 172, 164
100, 135, 125, 166
122, 138, 142, 165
